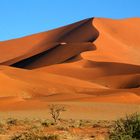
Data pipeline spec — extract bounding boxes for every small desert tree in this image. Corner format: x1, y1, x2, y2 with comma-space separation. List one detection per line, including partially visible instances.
48, 104, 66, 123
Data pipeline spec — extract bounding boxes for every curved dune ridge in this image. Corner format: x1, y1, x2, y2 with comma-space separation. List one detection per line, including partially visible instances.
0, 18, 98, 67
0, 17, 140, 109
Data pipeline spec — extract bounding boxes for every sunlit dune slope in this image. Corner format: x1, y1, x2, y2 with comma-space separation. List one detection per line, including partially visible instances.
0, 66, 107, 98
0, 65, 140, 105
83, 18, 140, 65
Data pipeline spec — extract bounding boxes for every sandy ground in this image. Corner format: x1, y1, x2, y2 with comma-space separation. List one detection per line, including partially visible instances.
0, 102, 140, 120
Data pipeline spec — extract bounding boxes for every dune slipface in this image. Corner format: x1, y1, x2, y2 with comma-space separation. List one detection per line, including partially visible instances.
0, 17, 140, 110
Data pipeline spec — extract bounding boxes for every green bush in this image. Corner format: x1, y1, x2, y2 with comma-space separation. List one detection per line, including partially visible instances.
109, 113, 140, 140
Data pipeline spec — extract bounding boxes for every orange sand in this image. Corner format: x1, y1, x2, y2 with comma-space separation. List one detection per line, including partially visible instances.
0, 17, 140, 112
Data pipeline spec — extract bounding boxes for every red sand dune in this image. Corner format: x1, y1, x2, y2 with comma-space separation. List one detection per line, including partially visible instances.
0, 17, 140, 110
0, 18, 98, 67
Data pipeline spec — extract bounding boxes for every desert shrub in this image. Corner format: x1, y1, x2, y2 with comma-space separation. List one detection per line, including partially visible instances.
7, 118, 18, 125
50, 122, 55, 126
19, 118, 31, 125
0, 122, 6, 134
93, 123, 101, 128
45, 134, 59, 140
41, 120, 50, 127
57, 125, 69, 131
78, 120, 86, 127
109, 113, 140, 140
69, 125, 76, 128
68, 120, 81, 128
48, 104, 66, 123
93, 120, 112, 128
11, 131, 59, 140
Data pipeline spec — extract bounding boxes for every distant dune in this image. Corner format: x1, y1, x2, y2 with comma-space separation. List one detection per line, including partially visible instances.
0, 17, 140, 111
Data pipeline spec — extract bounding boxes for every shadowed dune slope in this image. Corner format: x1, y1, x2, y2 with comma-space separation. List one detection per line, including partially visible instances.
92, 74, 140, 89
12, 43, 96, 68
37, 60, 140, 81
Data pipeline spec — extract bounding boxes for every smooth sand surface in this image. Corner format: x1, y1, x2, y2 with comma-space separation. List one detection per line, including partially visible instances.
0, 102, 140, 120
